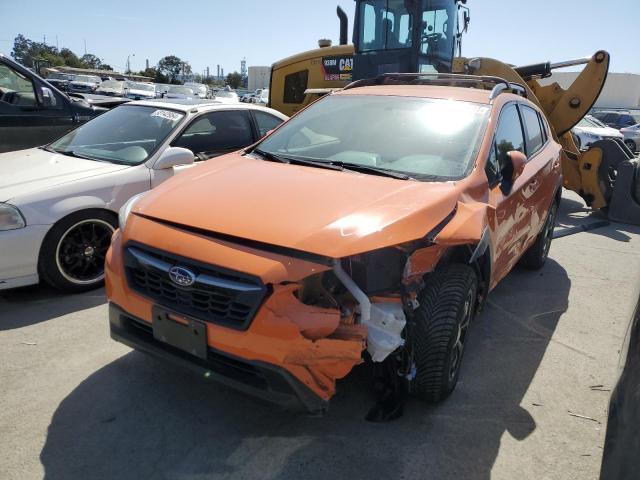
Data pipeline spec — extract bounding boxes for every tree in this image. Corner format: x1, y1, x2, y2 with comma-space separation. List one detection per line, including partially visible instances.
101, 64, 113, 71
11, 34, 33, 65
226, 71, 243, 89
80, 54, 103, 69
59, 48, 84, 68
157, 55, 186, 84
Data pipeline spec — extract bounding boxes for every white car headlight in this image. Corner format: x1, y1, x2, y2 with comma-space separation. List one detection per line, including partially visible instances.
118, 193, 147, 231
0, 203, 26, 231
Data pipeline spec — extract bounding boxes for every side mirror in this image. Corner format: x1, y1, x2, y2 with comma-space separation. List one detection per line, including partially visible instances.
38, 86, 57, 108
500, 150, 527, 194
153, 147, 195, 170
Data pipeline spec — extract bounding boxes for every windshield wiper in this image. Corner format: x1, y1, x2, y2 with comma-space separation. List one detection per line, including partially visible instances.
252, 149, 344, 171
328, 162, 413, 180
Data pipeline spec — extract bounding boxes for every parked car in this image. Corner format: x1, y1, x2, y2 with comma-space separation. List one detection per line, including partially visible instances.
241, 93, 255, 103
45, 72, 73, 92
572, 115, 624, 150
214, 87, 239, 103
164, 85, 196, 100
107, 78, 563, 414
155, 84, 170, 98
592, 111, 640, 130
0, 99, 287, 291
252, 88, 269, 105
620, 124, 640, 153
96, 80, 130, 97
184, 82, 209, 98
127, 82, 156, 100
68, 74, 102, 93
0, 54, 108, 153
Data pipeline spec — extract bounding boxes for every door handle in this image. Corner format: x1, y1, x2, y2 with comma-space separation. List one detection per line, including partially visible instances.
529, 179, 539, 189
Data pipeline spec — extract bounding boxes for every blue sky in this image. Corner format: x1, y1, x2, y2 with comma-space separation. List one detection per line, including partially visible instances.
1, 0, 638, 75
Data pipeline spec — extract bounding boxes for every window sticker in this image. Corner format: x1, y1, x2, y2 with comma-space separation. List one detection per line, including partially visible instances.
151, 109, 182, 122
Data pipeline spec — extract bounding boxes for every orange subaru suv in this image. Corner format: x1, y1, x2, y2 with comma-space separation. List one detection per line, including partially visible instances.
106, 74, 562, 415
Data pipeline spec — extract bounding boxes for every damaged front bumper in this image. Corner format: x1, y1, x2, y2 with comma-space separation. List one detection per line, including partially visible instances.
109, 303, 331, 414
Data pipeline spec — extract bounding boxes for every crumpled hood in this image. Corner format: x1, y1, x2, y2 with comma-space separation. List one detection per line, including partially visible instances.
0, 148, 129, 202
135, 153, 460, 258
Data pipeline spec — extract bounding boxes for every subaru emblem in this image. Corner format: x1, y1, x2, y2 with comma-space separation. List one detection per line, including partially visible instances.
168, 266, 196, 287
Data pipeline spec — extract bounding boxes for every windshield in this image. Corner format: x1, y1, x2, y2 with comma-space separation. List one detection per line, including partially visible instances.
256, 94, 489, 180
48, 73, 70, 80
358, 0, 456, 67
100, 81, 123, 90
577, 117, 600, 128
74, 75, 99, 83
215, 90, 237, 98
131, 82, 155, 92
49, 105, 185, 165
168, 85, 194, 95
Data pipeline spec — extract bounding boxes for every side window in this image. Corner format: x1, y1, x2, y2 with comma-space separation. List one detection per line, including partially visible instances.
520, 105, 544, 156
173, 110, 254, 159
537, 112, 548, 143
253, 111, 284, 138
485, 141, 501, 186
283, 70, 309, 104
0, 64, 37, 108
621, 115, 636, 126
494, 103, 525, 169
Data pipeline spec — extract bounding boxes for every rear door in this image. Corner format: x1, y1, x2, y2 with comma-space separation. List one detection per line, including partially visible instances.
519, 103, 560, 245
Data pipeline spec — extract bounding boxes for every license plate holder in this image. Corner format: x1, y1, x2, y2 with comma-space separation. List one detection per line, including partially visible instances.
152, 306, 207, 359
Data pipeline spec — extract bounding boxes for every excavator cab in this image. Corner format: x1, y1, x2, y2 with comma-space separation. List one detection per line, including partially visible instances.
352, 0, 469, 80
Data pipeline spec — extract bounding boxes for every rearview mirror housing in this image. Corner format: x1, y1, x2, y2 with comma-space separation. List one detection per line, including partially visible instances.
153, 147, 195, 170
500, 150, 527, 195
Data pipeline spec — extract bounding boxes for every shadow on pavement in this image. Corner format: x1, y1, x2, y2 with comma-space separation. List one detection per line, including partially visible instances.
555, 195, 640, 242
40, 260, 570, 480
0, 285, 106, 331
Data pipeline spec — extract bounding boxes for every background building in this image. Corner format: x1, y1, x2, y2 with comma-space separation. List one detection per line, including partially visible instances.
248, 66, 271, 92
541, 72, 640, 110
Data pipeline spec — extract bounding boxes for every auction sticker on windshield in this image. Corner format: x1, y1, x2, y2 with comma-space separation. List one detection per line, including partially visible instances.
151, 109, 183, 122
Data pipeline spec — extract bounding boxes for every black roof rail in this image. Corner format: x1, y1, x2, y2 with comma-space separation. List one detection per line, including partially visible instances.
343, 73, 527, 99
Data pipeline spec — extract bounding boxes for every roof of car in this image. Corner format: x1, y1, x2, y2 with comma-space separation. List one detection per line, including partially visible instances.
333, 84, 495, 104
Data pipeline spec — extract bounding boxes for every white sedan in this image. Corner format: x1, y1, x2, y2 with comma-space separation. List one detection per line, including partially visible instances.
572, 115, 624, 150
0, 99, 287, 292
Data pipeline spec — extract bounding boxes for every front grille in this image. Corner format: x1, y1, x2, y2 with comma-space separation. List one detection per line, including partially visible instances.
124, 243, 269, 330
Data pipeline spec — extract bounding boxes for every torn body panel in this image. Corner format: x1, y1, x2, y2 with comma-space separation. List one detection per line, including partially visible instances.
106, 228, 365, 402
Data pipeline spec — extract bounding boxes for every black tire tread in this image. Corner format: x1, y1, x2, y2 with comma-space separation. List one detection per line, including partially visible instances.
411, 264, 477, 403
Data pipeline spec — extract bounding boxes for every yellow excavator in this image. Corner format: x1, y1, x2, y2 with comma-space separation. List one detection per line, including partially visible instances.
268, 0, 640, 225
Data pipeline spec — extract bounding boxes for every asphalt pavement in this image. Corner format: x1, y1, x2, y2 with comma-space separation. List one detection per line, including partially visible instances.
1, 190, 639, 480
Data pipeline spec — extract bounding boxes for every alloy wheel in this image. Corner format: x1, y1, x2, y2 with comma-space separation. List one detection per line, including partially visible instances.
55, 219, 115, 285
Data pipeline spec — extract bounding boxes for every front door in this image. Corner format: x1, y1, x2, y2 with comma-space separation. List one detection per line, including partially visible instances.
0, 61, 73, 153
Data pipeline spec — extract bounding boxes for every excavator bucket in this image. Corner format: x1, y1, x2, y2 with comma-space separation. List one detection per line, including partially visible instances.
453, 52, 640, 226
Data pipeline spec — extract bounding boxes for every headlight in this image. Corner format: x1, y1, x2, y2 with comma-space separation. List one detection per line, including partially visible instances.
0, 203, 26, 231
118, 193, 147, 231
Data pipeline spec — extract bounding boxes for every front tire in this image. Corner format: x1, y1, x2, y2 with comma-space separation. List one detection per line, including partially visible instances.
410, 264, 478, 403
39, 210, 117, 292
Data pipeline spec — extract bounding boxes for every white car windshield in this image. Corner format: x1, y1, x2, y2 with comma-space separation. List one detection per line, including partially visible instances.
168, 85, 194, 95
74, 75, 99, 83
100, 81, 124, 90
215, 91, 237, 98
256, 95, 489, 180
131, 83, 155, 92
48, 105, 185, 165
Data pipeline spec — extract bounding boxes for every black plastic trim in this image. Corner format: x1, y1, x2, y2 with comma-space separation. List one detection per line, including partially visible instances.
109, 303, 329, 414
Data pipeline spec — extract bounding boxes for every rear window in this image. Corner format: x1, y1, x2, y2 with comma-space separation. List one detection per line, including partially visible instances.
520, 105, 544, 156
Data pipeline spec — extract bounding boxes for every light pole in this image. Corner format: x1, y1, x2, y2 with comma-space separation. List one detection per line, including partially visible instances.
126, 53, 135, 74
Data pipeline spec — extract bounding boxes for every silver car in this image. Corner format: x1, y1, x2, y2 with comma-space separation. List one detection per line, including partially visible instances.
572, 115, 623, 150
